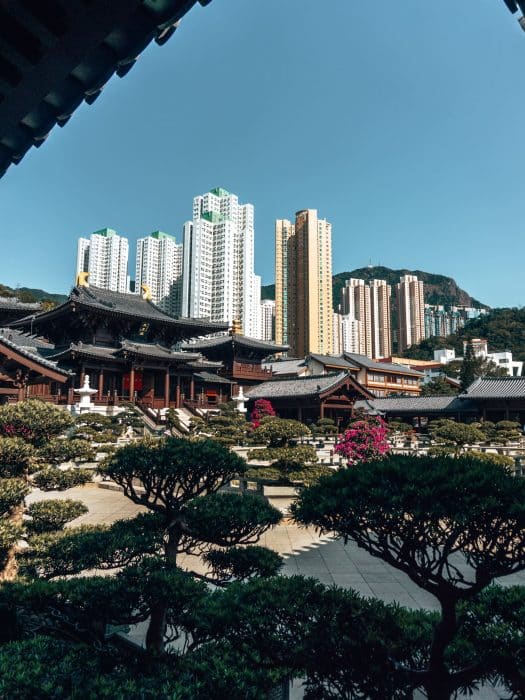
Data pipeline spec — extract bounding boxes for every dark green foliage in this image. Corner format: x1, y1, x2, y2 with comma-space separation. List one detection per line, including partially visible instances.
100, 438, 247, 514
197, 575, 426, 699
0, 520, 22, 568
207, 402, 249, 446
204, 546, 283, 583
19, 512, 164, 579
310, 417, 338, 437
294, 455, 525, 594
26, 499, 88, 533
428, 418, 485, 455
184, 492, 281, 548
293, 455, 525, 699
387, 421, 413, 435
475, 420, 523, 444
420, 377, 458, 396
251, 417, 310, 448
466, 450, 515, 469
246, 460, 332, 486
402, 307, 525, 363
37, 438, 95, 465
0, 437, 35, 477
32, 466, 93, 491
247, 445, 318, 464
0, 400, 74, 447
459, 341, 477, 391
0, 478, 30, 515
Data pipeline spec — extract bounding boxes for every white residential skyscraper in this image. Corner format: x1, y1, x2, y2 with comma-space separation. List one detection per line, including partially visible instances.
259, 299, 276, 342
76, 228, 129, 293
181, 187, 260, 337
135, 231, 183, 316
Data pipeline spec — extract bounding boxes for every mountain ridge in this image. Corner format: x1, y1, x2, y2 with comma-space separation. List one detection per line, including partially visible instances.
262, 266, 488, 311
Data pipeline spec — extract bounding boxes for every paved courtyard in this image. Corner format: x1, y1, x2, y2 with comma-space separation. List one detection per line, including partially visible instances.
28, 484, 525, 698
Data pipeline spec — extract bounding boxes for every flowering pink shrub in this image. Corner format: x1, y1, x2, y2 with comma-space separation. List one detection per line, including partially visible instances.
0, 422, 33, 441
334, 416, 390, 466
251, 399, 276, 429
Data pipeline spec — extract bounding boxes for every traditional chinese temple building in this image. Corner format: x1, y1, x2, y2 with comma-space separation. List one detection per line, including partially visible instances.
4, 284, 238, 410
180, 334, 289, 385
0, 297, 42, 326
246, 372, 374, 424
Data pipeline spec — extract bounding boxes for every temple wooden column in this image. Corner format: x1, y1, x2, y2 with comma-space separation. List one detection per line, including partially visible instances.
190, 376, 195, 401
164, 367, 170, 408
98, 369, 104, 400
320, 402, 325, 419
129, 365, 135, 402
176, 375, 181, 408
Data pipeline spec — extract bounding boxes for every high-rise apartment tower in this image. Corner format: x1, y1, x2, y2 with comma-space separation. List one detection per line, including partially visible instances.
181, 188, 260, 337
396, 274, 425, 352
76, 228, 129, 293
340, 278, 392, 358
135, 231, 183, 316
275, 209, 333, 357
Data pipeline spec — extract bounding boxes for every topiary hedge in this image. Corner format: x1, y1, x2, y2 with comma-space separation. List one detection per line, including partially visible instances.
26, 499, 88, 533
32, 467, 93, 492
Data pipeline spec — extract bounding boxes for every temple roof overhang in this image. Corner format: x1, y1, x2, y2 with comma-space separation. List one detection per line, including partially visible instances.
11, 285, 228, 340
0, 0, 212, 179
181, 333, 288, 359
246, 371, 374, 402
0, 334, 69, 384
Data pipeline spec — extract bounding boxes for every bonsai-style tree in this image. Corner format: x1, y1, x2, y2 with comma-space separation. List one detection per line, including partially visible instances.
207, 402, 249, 446
335, 415, 390, 465
420, 377, 458, 396
0, 401, 92, 579
0, 399, 74, 447
250, 399, 275, 428
98, 437, 281, 652
251, 416, 309, 448
311, 417, 338, 438
292, 454, 525, 699
428, 418, 485, 456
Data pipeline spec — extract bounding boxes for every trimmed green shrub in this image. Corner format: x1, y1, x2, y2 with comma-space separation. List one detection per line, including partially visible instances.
26, 499, 88, 534
0, 438, 35, 477
247, 445, 318, 464
37, 439, 95, 465
32, 467, 93, 492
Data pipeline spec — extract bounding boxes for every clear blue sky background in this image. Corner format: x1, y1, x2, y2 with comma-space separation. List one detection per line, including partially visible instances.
0, 0, 524, 307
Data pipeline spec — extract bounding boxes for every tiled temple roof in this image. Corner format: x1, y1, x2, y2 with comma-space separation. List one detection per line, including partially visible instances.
461, 377, 525, 400
246, 372, 351, 400
182, 333, 288, 354
354, 396, 478, 415
0, 332, 69, 376
343, 353, 424, 377
11, 285, 228, 336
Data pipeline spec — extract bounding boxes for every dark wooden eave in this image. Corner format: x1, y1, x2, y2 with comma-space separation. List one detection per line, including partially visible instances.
0, 335, 69, 383
0, 0, 212, 179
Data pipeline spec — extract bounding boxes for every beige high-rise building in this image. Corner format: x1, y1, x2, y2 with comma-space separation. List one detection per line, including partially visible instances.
369, 279, 392, 358
340, 278, 392, 358
275, 209, 333, 357
397, 274, 425, 352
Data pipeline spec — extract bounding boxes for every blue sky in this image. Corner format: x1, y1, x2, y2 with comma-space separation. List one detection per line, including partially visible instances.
1, 0, 524, 307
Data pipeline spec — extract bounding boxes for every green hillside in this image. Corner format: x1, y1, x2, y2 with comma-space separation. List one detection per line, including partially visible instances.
402, 308, 525, 362
0, 283, 67, 305
261, 266, 487, 311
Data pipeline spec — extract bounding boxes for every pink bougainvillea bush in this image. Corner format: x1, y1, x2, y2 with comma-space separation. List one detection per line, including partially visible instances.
250, 399, 276, 429
334, 416, 390, 466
